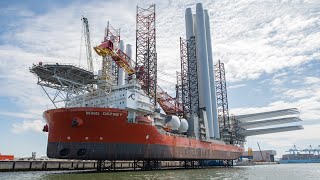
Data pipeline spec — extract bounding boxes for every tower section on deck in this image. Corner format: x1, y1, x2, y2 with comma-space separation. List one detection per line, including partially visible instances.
118, 40, 125, 86
195, 3, 214, 139
204, 10, 220, 139
125, 44, 133, 82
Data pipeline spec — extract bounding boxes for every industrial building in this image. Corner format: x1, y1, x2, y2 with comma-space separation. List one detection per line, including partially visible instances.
242, 150, 277, 162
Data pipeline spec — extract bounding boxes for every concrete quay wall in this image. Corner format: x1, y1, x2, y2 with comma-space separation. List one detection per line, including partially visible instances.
0, 160, 97, 171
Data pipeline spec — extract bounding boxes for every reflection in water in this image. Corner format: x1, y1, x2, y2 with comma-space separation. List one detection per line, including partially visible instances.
1, 164, 320, 180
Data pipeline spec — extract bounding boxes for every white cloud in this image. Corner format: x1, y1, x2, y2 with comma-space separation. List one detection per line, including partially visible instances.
269, 71, 288, 85
273, 72, 288, 79
282, 76, 320, 100
11, 120, 45, 134
304, 77, 320, 84
283, 89, 313, 99
271, 78, 284, 85
0, 112, 36, 119
228, 84, 246, 89
232, 75, 320, 119
212, 1, 320, 82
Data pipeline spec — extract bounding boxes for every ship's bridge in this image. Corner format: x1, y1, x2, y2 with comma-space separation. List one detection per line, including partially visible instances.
67, 79, 155, 121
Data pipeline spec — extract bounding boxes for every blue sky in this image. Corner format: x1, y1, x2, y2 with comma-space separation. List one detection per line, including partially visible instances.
0, 0, 319, 158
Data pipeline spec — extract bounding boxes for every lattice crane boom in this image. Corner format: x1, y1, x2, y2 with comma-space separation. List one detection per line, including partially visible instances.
82, 17, 94, 72
156, 85, 183, 115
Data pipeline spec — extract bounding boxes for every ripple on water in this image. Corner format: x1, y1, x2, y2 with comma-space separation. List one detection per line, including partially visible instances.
1, 164, 320, 180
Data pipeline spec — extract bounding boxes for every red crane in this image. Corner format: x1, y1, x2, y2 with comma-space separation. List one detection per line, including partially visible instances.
94, 40, 135, 75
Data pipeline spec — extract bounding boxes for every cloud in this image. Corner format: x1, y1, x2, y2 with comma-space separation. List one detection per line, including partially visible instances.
270, 72, 288, 85
273, 72, 288, 79
282, 76, 320, 100
304, 76, 320, 84
0, 111, 36, 119
212, 1, 320, 82
228, 84, 246, 89
283, 89, 313, 100
11, 120, 45, 134
271, 78, 284, 85
232, 75, 320, 120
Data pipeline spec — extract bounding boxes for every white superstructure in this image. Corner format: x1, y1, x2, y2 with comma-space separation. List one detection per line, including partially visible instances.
67, 77, 155, 122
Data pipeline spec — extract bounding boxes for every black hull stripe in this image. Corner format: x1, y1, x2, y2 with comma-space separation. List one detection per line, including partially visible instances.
48, 142, 242, 160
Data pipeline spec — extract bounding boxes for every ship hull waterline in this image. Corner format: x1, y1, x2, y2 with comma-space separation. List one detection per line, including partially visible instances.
44, 107, 243, 161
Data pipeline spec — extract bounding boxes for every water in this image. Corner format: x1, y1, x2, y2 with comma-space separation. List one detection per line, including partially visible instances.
1, 164, 320, 180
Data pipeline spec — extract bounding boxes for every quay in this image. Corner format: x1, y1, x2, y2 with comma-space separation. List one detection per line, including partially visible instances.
0, 160, 232, 172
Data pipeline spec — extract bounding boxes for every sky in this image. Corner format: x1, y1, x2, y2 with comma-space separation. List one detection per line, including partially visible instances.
0, 0, 319, 158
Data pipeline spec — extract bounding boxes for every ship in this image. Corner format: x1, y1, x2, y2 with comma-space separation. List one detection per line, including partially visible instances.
279, 145, 320, 164
29, 3, 307, 170
41, 80, 243, 161
30, 3, 246, 169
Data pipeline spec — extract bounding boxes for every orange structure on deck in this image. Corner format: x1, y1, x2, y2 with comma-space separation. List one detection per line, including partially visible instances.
0, 154, 14, 161
94, 40, 135, 75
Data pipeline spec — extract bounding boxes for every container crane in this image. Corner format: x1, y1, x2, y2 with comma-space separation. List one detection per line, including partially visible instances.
82, 17, 94, 72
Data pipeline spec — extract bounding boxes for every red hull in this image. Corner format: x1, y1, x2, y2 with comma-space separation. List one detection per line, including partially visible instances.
44, 108, 243, 160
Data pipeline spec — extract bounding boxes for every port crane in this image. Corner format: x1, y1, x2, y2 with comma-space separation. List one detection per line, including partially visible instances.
82, 17, 94, 72
286, 145, 320, 155
286, 145, 299, 154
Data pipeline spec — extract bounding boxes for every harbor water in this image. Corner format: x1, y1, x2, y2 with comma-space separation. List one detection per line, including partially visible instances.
1, 163, 319, 180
